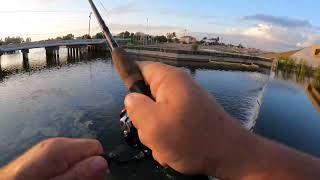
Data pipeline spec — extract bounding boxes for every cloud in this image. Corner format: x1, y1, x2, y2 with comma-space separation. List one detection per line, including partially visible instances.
92, 23, 184, 36
222, 23, 320, 51
297, 32, 320, 47
107, 1, 143, 15
191, 30, 297, 52
242, 14, 312, 28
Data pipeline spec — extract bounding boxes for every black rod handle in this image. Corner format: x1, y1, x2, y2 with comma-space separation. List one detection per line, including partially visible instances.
111, 47, 152, 97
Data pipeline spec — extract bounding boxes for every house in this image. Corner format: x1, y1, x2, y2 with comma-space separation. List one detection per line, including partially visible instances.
290, 45, 320, 67
179, 36, 197, 44
312, 45, 320, 56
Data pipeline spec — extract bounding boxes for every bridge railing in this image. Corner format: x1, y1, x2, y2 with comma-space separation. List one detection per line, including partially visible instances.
0, 39, 107, 52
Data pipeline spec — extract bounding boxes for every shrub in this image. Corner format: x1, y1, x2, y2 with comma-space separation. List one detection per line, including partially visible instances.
315, 67, 320, 91
191, 42, 199, 52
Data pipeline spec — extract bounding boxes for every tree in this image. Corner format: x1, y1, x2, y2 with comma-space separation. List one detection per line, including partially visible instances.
154, 35, 167, 43
81, 34, 92, 39
118, 31, 131, 38
238, 44, 244, 49
26, 37, 32, 43
93, 32, 105, 39
166, 32, 177, 42
201, 37, 208, 43
0, 39, 3, 45
3, 36, 24, 45
191, 42, 199, 52
62, 34, 74, 40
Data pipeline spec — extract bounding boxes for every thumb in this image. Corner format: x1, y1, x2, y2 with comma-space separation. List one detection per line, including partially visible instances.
51, 156, 108, 180
125, 93, 157, 130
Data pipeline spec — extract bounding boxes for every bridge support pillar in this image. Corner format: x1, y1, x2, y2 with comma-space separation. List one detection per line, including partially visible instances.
0, 54, 2, 75
21, 49, 30, 71
45, 47, 60, 67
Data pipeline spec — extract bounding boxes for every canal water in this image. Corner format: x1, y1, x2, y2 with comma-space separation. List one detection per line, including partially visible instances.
0, 48, 319, 179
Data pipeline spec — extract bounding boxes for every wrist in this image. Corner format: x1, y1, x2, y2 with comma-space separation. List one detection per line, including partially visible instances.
203, 122, 261, 179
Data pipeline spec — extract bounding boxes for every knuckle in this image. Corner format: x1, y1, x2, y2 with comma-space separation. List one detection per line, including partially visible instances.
86, 139, 103, 154
37, 138, 70, 170
38, 138, 63, 151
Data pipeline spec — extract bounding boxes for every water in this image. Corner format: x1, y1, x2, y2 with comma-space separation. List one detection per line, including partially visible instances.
0, 48, 318, 179
255, 71, 320, 158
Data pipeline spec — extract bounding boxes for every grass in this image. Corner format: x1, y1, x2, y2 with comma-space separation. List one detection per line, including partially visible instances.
315, 67, 320, 91
277, 57, 320, 91
277, 58, 296, 72
277, 57, 313, 78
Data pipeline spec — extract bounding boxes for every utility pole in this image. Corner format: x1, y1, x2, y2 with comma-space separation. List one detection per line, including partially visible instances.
88, 12, 93, 36
145, 17, 149, 46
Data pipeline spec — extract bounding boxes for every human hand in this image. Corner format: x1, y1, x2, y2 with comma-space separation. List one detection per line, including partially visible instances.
124, 62, 250, 176
0, 138, 108, 180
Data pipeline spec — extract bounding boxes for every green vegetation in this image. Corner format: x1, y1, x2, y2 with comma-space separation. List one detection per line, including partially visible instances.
315, 67, 320, 91
191, 42, 199, 52
92, 32, 105, 39
296, 61, 312, 78
166, 32, 177, 42
81, 34, 92, 39
55, 34, 74, 40
277, 58, 295, 72
62, 34, 74, 40
277, 58, 312, 77
277, 57, 320, 90
154, 35, 167, 43
117, 31, 132, 38
0, 36, 30, 45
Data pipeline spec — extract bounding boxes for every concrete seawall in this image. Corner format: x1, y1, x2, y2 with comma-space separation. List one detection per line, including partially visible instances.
126, 48, 273, 72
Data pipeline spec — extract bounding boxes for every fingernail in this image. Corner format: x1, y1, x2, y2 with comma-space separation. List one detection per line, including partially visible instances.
90, 157, 107, 172
125, 93, 136, 108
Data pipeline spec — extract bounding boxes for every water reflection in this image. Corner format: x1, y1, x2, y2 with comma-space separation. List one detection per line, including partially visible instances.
0, 48, 110, 80
255, 67, 320, 158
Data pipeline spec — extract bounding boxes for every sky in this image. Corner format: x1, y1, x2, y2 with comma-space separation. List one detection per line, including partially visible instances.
0, 0, 320, 52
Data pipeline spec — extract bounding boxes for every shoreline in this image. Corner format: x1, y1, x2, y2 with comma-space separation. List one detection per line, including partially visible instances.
126, 48, 273, 73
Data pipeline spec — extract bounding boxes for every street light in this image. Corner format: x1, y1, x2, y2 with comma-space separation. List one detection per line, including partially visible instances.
88, 12, 93, 36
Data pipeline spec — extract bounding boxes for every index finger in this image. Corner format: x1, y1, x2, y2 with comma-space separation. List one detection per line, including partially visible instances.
137, 62, 174, 98
11, 138, 103, 179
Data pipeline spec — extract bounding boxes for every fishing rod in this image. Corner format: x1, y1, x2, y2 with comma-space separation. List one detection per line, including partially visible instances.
88, 0, 208, 179
88, 0, 151, 152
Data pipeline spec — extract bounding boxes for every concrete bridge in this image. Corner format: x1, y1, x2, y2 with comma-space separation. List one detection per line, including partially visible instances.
0, 38, 130, 53
0, 38, 130, 70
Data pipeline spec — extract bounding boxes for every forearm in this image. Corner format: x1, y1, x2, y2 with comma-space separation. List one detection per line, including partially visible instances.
248, 135, 320, 180
206, 126, 320, 180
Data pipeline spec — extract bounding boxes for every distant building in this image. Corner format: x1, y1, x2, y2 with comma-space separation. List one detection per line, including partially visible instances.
312, 45, 320, 56
132, 32, 155, 45
179, 36, 197, 44
290, 45, 320, 67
